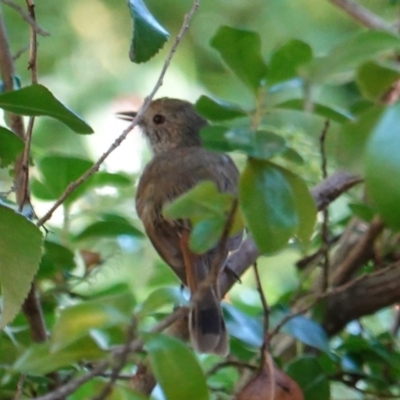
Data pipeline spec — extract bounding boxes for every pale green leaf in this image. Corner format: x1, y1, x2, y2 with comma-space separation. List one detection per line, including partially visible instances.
239, 160, 298, 253
365, 102, 400, 229
306, 31, 400, 83
0, 84, 93, 134
145, 333, 209, 400
51, 291, 135, 351
14, 337, 104, 375
211, 26, 268, 93
33, 155, 94, 204
0, 205, 43, 329
269, 39, 313, 85
0, 127, 24, 168
357, 61, 400, 101
281, 168, 316, 246
74, 220, 144, 241
195, 95, 247, 121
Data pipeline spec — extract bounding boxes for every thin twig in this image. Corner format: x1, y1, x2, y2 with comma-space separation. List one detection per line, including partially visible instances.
253, 262, 270, 367
0, 0, 49, 36
13, 374, 25, 400
269, 296, 319, 340
206, 360, 257, 377
320, 120, 330, 292
265, 351, 276, 400
328, 0, 396, 32
211, 198, 239, 281
33, 362, 109, 400
91, 319, 136, 400
191, 198, 238, 305
12, 44, 29, 60
332, 216, 384, 286
34, 307, 187, 400
36, 0, 200, 228
18, 0, 38, 213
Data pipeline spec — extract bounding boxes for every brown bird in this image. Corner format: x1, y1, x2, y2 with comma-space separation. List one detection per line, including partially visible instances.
118, 98, 242, 355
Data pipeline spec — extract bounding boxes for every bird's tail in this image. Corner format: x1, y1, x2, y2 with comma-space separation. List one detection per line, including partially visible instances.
189, 281, 229, 356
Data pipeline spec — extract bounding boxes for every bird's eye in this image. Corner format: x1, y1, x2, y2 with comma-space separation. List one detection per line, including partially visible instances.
153, 114, 165, 124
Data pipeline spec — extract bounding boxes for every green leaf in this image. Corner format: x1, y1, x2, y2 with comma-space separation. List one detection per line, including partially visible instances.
0, 84, 93, 134
195, 95, 247, 121
92, 171, 132, 187
163, 181, 243, 253
281, 168, 316, 246
280, 147, 304, 165
276, 99, 353, 123
190, 218, 225, 254
348, 202, 375, 222
33, 155, 94, 204
357, 61, 400, 101
200, 125, 234, 153
269, 39, 313, 85
38, 240, 75, 279
224, 304, 263, 348
365, 102, 400, 229
201, 126, 287, 160
239, 160, 298, 253
286, 356, 330, 400
51, 291, 135, 351
144, 333, 209, 400
73, 220, 144, 241
262, 108, 341, 153
0, 127, 24, 168
211, 26, 268, 93
14, 337, 104, 375
282, 316, 329, 352
306, 31, 400, 83
137, 287, 185, 317
128, 0, 170, 63
337, 107, 383, 171
0, 205, 43, 329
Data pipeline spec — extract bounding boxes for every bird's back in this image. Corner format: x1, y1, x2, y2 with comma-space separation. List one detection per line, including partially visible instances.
135, 146, 241, 282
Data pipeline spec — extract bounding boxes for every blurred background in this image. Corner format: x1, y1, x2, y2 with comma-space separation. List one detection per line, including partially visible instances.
1, 0, 396, 348
3, 0, 395, 303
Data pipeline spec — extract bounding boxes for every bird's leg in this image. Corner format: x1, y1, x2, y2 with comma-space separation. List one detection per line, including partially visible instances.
180, 230, 197, 296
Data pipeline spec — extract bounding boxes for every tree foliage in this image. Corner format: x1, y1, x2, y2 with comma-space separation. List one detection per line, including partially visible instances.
1, 0, 400, 399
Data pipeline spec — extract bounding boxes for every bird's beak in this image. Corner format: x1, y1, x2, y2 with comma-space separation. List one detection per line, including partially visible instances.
116, 111, 137, 121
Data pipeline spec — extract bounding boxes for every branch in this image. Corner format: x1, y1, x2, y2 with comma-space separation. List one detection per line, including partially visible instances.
328, 0, 396, 32
36, 0, 200, 228
331, 216, 384, 286
0, 0, 49, 36
33, 362, 109, 400
324, 260, 400, 335
33, 307, 188, 400
0, 1, 49, 352
18, 0, 39, 213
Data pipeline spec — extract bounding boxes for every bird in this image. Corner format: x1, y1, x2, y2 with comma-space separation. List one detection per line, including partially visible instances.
118, 97, 242, 355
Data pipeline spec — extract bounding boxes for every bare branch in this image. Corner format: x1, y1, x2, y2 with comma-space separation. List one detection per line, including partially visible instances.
311, 170, 362, 211
92, 319, 136, 400
319, 120, 331, 292
328, 0, 396, 32
324, 260, 400, 335
0, 0, 49, 36
332, 216, 384, 286
18, 0, 38, 213
33, 362, 109, 400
